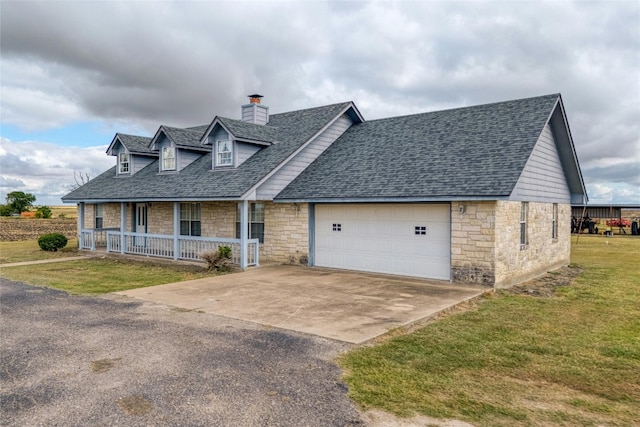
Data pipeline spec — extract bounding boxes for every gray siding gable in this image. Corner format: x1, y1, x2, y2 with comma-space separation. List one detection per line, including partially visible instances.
510, 123, 571, 203
131, 155, 155, 174
156, 136, 203, 172
256, 114, 353, 199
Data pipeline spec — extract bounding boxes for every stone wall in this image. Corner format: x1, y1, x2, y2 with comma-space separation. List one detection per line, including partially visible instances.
145, 202, 236, 237
147, 203, 173, 234
81, 203, 125, 230
450, 200, 571, 287
82, 204, 94, 229
262, 202, 309, 264
450, 201, 496, 285
494, 201, 571, 288
202, 202, 236, 237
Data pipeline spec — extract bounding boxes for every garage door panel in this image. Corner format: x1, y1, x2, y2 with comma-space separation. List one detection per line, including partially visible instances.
315, 204, 451, 280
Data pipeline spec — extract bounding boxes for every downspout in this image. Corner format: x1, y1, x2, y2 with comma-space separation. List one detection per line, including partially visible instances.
308, 203, 315, 267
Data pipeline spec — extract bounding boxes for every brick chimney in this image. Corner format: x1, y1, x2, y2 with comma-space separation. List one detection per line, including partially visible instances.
241, 94, 269, 125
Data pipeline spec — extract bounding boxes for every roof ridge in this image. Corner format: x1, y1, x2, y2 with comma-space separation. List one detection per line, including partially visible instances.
269, 101, 352, 118
363, 93, 560, 124
116, 132, 152, 139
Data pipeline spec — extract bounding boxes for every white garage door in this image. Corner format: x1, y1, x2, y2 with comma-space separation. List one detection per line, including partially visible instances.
314, 204, 451, 280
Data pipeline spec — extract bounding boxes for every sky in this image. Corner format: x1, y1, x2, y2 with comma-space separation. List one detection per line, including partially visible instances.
1, 0, 638, 207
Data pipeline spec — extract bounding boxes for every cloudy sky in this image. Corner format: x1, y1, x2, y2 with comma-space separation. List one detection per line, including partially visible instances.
1, 0, 638, 206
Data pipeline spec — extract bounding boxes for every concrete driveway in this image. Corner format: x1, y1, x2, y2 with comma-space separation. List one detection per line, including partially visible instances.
116, 265, 486, 344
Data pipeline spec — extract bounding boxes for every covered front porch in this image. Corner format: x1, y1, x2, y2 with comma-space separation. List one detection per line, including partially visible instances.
77, 201, 259, 267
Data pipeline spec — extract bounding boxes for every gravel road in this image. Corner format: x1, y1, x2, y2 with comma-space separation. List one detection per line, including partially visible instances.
0, 278, 364, 426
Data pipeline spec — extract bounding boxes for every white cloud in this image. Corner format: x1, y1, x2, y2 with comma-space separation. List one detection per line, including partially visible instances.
0, 137, 113, 205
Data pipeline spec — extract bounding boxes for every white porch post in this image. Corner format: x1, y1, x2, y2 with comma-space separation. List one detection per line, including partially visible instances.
240, 200, 248, 269
78, 203, 84, 247
173, 202, 180, 260
120, 202, 126, 254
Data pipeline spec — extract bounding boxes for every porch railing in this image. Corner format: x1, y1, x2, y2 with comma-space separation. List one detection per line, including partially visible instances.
105, 231, 259, 266
79, 228, 120, 250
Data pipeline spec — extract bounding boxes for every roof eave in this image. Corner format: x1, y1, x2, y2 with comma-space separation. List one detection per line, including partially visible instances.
274, 195, 511, 204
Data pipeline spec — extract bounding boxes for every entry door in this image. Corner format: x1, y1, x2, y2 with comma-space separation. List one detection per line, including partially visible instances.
314, 204, 451, 280
135, 203, 147, 246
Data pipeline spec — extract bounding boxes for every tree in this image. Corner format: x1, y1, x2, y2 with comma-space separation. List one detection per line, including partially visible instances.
35, 206, 53, 219
69, 171, 91, 190
5, 191, 36, 214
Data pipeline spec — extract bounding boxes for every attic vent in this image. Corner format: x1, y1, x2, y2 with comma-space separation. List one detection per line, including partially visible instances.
242, 94, 269, 125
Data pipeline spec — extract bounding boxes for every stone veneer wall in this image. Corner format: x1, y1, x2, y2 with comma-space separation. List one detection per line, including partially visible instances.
450, 201, 497, 286
82, 203, 124, 230
202, 202, 236, 237
262, 202, 309, 264
146, 203, 173, 235
145, 202, 236, 237
494, 201, 571, 288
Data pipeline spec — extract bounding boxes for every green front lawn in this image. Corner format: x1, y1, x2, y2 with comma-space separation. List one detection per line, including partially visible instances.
0, 257, 212, 295
0, 239, 79, 264
339, 235, 640, 426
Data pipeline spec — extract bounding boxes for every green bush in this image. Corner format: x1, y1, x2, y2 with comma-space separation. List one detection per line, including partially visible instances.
35, 206, 53, 219
218, 245, 232, 259
0, 204, 13, 216
38, 233, 68, 252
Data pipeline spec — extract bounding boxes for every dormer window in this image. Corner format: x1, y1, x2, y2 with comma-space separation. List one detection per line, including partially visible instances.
162, 146, 176, 171
217, 140, 233, 166
119, 152, 130, 173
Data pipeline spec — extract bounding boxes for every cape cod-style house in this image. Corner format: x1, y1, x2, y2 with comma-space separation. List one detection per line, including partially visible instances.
63, 94, 587, 288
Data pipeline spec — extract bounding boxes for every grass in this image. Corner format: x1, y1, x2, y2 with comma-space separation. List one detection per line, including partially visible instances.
0, 257, 213, 294
0, 239, 214, 294
0, 239, 80, 263
338, 235, 640, 426
48, 205, 78, 218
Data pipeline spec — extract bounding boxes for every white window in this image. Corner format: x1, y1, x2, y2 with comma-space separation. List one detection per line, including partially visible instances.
95, 204, 103, 229
552, 203, 558, 241
520, 202, 528, 248
180, 203, 201, 236
217, 140, 233, 166
119, 152, 129, 173
162, 146, 176, 171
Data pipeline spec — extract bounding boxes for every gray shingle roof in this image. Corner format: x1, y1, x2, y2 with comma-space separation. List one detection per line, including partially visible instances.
115, 134, 155, 155
63, 102, 352, 202
216, 117, 280, 143
276, 94, 560, 201
161, 126, 208, 150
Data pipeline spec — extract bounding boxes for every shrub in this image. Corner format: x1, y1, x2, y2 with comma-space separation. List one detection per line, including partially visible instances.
38, 233, 68, 252
35, 206, 53, 219
0, 204, 13, 216
200, 245, 232, 272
